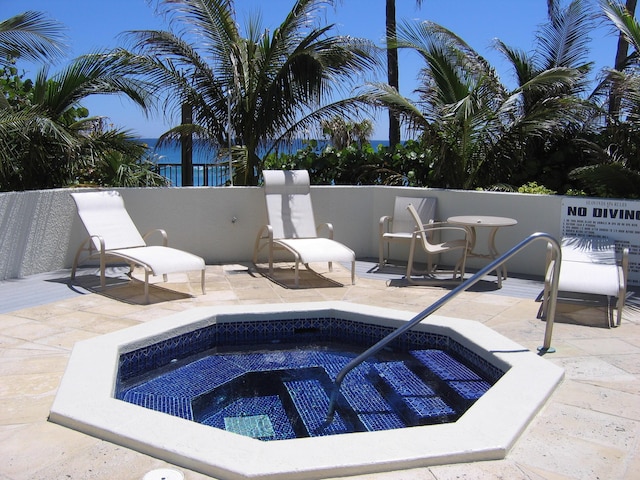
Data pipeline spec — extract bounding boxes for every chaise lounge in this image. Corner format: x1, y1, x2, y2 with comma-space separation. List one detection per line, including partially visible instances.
541, 235, 628, 327
70, 190, 206, 303
253, 170, 356, 286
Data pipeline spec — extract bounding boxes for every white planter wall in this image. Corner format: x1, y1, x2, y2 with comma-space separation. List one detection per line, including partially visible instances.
0, 186, 563, 281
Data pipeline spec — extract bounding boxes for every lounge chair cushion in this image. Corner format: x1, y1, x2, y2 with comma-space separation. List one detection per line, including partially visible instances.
276, 238, 355, 264
557, 261, 621, 296
556, 236, 621, 297
109, 246, 205, 276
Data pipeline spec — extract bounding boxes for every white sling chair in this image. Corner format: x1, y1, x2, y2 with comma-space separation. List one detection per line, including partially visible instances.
541, 235, 628, 327
405, 203, 469, 284
70, 190, 205, 303
379, 196, 437, 269
253, 170, 356, 286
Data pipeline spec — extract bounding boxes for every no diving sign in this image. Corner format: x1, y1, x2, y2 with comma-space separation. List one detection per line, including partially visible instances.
561, 197, 640, 286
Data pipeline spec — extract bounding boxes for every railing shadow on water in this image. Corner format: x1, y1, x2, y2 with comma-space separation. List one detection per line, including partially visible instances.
325, 232, 562, 422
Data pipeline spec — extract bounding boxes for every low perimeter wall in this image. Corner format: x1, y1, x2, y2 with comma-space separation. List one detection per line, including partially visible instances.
0, 186, 565, 281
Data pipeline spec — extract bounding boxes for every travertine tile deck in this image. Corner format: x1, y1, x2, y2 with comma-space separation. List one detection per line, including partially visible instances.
1, 262, 638, 480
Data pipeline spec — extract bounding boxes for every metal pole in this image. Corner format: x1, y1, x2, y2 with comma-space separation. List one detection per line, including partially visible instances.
325, 232, 561, 421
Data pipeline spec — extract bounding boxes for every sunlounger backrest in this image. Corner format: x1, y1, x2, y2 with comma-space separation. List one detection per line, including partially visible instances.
263, 170, 318, 239
71, 190, 146, 251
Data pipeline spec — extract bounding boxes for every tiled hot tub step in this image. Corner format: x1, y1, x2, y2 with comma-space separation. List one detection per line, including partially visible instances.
340, 368, 406, 431
410, 349, 492, 400
284, 379, 354, 437
372, 361, 455, 424
122, 391, 193, 420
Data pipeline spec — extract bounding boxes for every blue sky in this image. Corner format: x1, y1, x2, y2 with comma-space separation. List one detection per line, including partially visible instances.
4, 0, 620, 139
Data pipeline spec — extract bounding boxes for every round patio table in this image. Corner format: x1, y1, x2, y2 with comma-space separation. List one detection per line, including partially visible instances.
447, 215, 518, 288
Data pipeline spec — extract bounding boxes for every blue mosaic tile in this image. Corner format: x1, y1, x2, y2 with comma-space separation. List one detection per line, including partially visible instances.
411, 349, 492, 401
447, 340, 506, 382
404, 395, 455, 420
201, 395, 296, 440
122, 391, 193, 420
119, 355, 247, 399
447, 380, 492, 400
116, 315, 506, 441
284, 379, 352, 437
411, 349, 483, 381
372, 361, 455, 423
339, 366, 406, 431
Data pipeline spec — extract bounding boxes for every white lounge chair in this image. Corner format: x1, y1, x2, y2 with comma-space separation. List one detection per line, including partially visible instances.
541, 235, 628, 327
70, 190, 205, 303
405, 203, 468, 284
379, 196, 437, 269
253, 170, 355, 286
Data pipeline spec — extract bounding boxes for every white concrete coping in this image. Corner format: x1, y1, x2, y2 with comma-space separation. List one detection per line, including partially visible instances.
49, 302, 564, 480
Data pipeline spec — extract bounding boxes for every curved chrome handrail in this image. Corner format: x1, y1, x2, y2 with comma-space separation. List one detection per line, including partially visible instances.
326, 232, 562, 421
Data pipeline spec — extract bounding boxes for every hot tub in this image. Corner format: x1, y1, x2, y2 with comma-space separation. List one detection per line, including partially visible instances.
50, 302, 564, 479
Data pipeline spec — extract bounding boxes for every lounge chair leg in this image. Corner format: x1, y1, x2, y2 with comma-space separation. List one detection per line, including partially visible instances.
144, 270, 150, 304
351, 261, 355, 285
201, 269, 206, 295
100, 253, 106, 288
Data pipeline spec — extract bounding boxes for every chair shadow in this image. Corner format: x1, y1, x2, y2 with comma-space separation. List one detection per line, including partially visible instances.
254, 263, 346, 289
65, 271, 193, 304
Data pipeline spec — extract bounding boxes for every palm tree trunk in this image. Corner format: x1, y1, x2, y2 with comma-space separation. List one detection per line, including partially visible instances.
609, 0, 637, 122
386, 0, 401, 147
181, 102, 193, 186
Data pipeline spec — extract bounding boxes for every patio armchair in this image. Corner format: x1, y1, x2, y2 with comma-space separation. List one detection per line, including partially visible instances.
405, 203, 469, 284
379, 196, 437, 269
253, 170, 356, 286
541, 235, 628, 327
70, 190, 205, 303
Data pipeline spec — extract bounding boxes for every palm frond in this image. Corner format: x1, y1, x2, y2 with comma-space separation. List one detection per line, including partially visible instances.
0, 11, 67, 64
536, 0, 594, 69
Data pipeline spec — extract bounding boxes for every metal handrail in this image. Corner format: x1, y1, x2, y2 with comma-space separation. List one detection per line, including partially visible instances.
326, 232, 562, 421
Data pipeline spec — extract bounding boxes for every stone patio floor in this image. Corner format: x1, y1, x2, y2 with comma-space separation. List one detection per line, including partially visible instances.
1, 261, 639, 480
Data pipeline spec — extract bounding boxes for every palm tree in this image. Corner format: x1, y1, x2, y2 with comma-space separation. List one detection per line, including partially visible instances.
1, 50, 156, 190
1, 11, 161, 190
567, 0, 640, 197
362, 2, 592, 190
120, 0, 379, 185
385, 0, 423, 147
492, 0, 596, 190
608, 0, 637, 120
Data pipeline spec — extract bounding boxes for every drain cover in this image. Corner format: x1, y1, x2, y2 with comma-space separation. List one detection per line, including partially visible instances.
142, 469, 184, 480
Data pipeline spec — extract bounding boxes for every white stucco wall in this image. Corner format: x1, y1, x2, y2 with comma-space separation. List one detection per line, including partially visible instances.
0, 186, 564, 281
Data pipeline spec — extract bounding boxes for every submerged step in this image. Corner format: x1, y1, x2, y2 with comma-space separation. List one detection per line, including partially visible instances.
122, 391, 193, 420
284, 379, 353, 437
372, 361, 455, 424
411, 349, 492, 400
340, 367, 406, 431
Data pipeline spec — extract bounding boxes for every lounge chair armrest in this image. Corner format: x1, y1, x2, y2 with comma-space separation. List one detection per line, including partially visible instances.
412, 225, 468, 237
379, 215, 392, 235
316, 222, 334, 239
143, 229, 168, 246
253, 224, 274, 263
620, 247, 629, 285
90, 234, 106, 254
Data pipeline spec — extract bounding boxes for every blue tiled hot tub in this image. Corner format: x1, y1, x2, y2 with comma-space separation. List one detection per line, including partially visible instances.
116, 315, 503, 440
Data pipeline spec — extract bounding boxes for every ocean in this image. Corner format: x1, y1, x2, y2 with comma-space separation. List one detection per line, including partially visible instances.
139, 138, 390, 186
